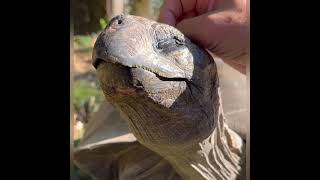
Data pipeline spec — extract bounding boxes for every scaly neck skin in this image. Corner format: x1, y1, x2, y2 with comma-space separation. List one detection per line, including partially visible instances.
117, 90, 245, 180
161, 110, 245, 180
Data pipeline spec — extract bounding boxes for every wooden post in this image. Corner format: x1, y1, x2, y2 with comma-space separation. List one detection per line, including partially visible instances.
106, 0, 124, 20
133, 0, 154, 19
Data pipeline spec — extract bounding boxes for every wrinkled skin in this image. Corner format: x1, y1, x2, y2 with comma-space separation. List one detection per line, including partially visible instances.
93, 15, 245, 180
94, 15, 217, 151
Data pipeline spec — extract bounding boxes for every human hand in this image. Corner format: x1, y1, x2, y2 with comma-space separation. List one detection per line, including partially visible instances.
158, 0, 249, 74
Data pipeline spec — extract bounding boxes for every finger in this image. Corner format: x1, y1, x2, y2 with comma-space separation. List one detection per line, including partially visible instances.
158, 8, 178, 26
158, 0, 183, 26
195, 0, 217, 15
158, 0, 219, 25
176, 10, 247, 49
159, 0, 202, 25
176, 10, 249, 74
181, 11, 197, 19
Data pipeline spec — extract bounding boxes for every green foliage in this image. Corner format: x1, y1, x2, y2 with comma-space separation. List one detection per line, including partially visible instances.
99, 18, 107, 30
73, 80, 103, 106
125, 0, 164, 17
74, 36, 92, 48
152, 0, 164, 17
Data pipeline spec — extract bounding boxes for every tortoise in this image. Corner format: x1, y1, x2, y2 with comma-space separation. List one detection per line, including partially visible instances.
74, 15, 247, 180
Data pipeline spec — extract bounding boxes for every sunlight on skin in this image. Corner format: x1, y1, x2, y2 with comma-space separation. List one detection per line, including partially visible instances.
158, 0, 249, 74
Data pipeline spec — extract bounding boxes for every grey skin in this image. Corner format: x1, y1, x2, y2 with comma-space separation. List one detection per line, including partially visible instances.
78, 15, 245, 180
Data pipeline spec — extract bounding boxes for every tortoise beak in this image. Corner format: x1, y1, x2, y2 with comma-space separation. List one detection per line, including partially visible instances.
92, 14, 127, 69
92, 15, 189, 80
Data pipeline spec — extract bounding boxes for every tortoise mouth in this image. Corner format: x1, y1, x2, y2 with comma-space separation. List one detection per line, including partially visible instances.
95, 59, 193, 99
95, 59, 203, 104
94, 57, 189, 83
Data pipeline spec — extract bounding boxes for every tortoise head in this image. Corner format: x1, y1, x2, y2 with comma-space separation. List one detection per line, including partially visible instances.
93, 15, 220, 154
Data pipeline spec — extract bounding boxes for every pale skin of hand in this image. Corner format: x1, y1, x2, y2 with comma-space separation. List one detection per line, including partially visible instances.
158, 0, 249, 74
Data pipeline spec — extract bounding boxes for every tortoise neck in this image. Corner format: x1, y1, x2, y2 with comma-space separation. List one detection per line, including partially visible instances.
164, 111, 246, 180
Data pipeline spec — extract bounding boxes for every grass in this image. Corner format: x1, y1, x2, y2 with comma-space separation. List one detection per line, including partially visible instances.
73, 79, 104, 112
74, 80, 100, 101
74, 35, 94, 50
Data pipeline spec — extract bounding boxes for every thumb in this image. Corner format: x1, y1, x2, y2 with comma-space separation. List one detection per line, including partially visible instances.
176, 10, 248, 52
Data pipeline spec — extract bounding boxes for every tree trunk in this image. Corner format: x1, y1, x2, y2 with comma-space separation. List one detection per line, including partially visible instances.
106, 0, 124, 20
73, 0, 106, 35
133, 0, 154, 19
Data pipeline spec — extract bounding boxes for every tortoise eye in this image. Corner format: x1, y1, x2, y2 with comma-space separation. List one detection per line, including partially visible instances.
156, 36, 185, 53
173, 36, 185, 45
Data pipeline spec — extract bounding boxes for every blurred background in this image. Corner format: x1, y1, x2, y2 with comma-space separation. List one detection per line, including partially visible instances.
72, 1, 163, 179
71, 0, 247, 179
72, 0, 162, 141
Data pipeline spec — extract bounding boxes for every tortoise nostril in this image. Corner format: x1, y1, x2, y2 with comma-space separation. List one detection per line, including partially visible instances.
115, 15, 124, 25
106, 15, 124, 27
